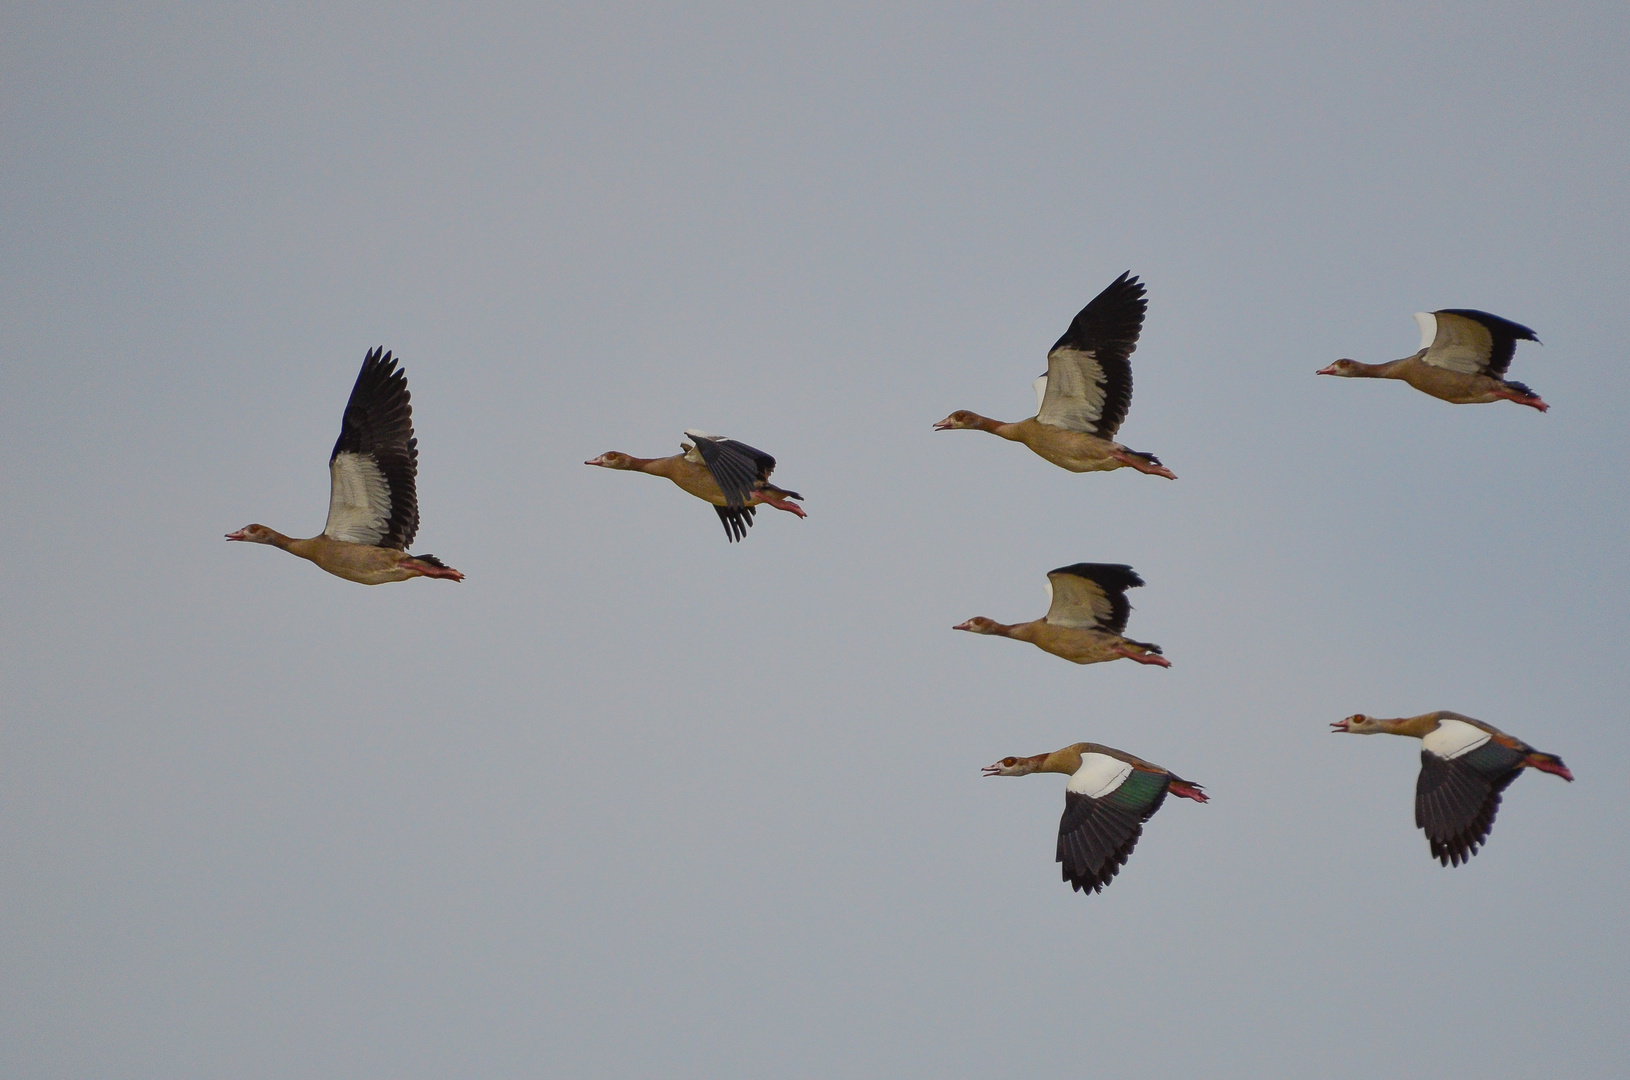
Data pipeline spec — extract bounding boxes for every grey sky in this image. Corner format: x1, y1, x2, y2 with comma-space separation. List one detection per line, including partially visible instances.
4, 3, 1628, 1077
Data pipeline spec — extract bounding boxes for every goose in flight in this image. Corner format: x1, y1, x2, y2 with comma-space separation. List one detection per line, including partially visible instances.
1318, 309, 1547, 411
1331, 711, 1572, 865
934, 272, 1174, 477
585, 431, 806, 542
953, 563, 1169, 667
226, 348, 463, 584
984, 742, 1207, 895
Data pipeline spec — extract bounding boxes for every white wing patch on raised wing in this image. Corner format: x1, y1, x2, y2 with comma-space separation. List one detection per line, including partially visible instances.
324, 451, 392, 546
1035, 347, 1108, 432
1043, 572, 1112, 630
1421, 718, 1493, 760
1032, 374, 1049, 414
1418, 311, 1493, 374
1066, 753, 1134, 798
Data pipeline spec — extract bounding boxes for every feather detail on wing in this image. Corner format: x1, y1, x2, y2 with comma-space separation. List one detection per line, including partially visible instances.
1035, 272, 1147, 437
1414, 741, 1526, 867
324, 348, 418, 549
686, 432, 778, 509
1055, 766, 1170, 895
1418, 309, 1539, 378
714, 504, 757, 543
1043, 563, 1143, 633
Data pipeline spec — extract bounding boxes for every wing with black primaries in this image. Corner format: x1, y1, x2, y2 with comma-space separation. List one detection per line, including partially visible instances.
1035, 272, 1147, 438
1414, 741, 1527, 867
1055, 771, 1170, 895
1044, 563, 1143, 633
324, 348, 419, 549
691, 436, 776, 509
1423, 309, 1539, 379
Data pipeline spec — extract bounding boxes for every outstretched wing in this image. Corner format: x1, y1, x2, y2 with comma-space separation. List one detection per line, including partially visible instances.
1056, 761, 1171, 895
1417, 309, 1539, 378
687, 432, 776, 509
1035, 272, 1147, 438
1044, 563, 1143, 633
324, 348, 419, 549
1414, 740, 1526, 867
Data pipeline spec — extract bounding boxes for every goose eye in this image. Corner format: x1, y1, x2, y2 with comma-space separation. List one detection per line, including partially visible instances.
1001, 757, 1017, 767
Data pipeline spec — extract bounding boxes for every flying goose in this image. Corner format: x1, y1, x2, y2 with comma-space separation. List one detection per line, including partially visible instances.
953, 563, 1169, 667
585, 431, 806, 542
226, 348, 463, 584
1318, 309, 1547, 411
984, 743, 1207, 895
1331, 711, 1572, 866
933, 272, 1174, 477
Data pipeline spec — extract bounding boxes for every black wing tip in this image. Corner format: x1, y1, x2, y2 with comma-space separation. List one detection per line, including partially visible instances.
1435, 308, 1540, 343
713, 504, 756, 542
1048, 562, 1147, 592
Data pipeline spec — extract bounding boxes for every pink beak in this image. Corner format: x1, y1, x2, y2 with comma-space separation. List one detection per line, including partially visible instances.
1329, 719, 1350, 733
224, 530, 248, 541
1315, 363, 1340, 376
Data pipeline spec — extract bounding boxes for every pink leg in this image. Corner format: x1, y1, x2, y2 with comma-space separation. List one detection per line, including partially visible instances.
1109, 450, 1177, 479
1526, 755, 1573, 781
758, 494, 807, 518
403, 558, 465, 582
1499, 390, 1549, 412
1168, 781, 1209, 803
1115, 648, 1171, 668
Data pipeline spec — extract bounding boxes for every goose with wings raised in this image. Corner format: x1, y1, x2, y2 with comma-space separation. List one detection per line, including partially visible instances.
585, 431, 806, 542
1331, 711, 1571, 866
1318, 309, 1547, 411
225, 348, 463, 584
984, 743, 1206, 896
933, 272, 1174, 478
953, 563, 1169, 667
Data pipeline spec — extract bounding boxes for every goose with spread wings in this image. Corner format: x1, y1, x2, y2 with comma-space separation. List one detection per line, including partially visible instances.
984, 743, 1207, 895
1331, 711, 1571, 866
934, 272, 1174, 477
953, 563, 1169, 667
1319, 309, 1548, 411
226, 348, 463, 584
585, 431, 806, 542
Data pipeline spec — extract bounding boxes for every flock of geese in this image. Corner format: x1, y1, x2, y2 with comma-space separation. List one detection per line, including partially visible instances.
226, 272, 1571, 897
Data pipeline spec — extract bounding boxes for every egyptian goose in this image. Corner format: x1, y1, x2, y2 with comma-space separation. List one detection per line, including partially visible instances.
953, 563, 1169, 667
933, 272, 1174, 478
225, 348, 464, 584
1331, 711, 1572, 866
1318, 309, 1547, 411
984, 743, 1206, 895
585, 431, 806, 542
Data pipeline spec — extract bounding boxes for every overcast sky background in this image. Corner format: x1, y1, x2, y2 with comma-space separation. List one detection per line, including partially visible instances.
4, 4, 1628, 1078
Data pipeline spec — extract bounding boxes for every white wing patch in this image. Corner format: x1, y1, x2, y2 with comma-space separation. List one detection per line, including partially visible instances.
1032, 374, 1049, 414
324, 451, 393, 546
1413, 311, 1437, 352
1066, 753, 1133, 798
1422, 718, 1493, 760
